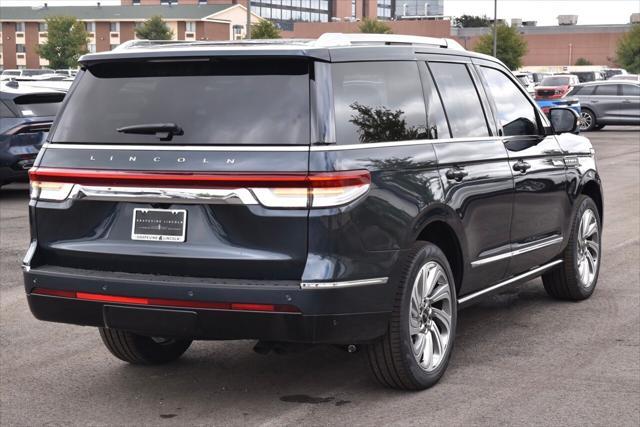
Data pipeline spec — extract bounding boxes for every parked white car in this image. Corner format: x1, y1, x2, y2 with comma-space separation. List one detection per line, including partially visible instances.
514, 72, 536, 96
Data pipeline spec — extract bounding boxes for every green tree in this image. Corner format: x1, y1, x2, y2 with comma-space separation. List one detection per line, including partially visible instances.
474, 24, 528, 70
36, 16, 89, 68
616, 24, 640, 73
135, 15, 173, 40
358, 18, 392, 34
250, 20, 281, 39
574, 57, 593, 66
454, 14, 490, 28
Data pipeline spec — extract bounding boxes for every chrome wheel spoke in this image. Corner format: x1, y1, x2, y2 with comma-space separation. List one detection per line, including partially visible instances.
421, 332, 434, 369
430, 324, 444, 355
431, 307, 451, 334
586, 240, 599, 257
409, 317, 422, 336
413, 333, 426, 357
430, 283, 450, 304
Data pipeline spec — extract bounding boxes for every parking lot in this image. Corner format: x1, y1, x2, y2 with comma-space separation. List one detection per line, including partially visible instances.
1, 127, 638, 426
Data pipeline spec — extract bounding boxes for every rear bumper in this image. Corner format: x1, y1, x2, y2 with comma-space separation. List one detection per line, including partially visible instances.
23, 266, 394, 344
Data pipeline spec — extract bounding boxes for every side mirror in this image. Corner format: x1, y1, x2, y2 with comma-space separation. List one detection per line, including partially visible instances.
549, 107, 579, 135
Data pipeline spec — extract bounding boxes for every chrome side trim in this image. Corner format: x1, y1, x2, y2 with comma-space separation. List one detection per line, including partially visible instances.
42, 143, 310, 152
310, 137, 500, 151
70, 185, 258, 205
471, 236, 563, 267
458, 259, 563, 305
300, 277, 388, 289
41, 137, 501, 153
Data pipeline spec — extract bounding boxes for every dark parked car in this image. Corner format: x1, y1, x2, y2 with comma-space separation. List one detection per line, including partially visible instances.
24, 34, 603, 390
1, 81, 66, 186
569, 81, 640, 131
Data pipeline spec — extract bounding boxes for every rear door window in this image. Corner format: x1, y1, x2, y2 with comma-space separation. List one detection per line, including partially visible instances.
480, 66, 539, 136
594, 84, 619, 96
52, 58, 310, 145
429, 62, 490, 138
331, 61, 427, 144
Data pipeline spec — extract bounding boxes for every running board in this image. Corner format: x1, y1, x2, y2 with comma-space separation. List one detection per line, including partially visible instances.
457, 259, 563, 307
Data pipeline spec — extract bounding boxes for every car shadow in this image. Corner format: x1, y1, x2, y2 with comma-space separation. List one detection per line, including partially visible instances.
82, 279, 564, 406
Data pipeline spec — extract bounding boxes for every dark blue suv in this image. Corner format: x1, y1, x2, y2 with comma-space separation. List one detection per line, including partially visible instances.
23, 34, 603, 389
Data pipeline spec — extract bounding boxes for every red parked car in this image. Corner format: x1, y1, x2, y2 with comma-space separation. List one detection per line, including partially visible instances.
535, 75, 580, 99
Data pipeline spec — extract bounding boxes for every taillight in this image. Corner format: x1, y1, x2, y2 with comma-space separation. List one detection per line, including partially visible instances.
28, 168, 371, 208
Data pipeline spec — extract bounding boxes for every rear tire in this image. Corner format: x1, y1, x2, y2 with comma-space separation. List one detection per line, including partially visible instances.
579, 109, 597, 132
366, 242, 457, 390
99, 328, 192, 364
542, 196, 601, 300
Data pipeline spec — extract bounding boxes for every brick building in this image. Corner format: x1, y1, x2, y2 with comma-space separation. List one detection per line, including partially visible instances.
0, 3, 262, 69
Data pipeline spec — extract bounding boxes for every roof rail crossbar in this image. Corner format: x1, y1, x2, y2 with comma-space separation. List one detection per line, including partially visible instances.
314, 33, 465, 50
113, 39, 197, 51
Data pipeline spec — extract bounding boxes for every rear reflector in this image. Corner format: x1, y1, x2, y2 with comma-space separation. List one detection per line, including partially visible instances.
31, 288, 299, 313
29, 168, 371, 208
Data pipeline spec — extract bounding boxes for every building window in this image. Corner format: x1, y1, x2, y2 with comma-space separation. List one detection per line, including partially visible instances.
16, 22, 26, 32
351, 0, 356, 18
88, 44, 96, 53
185, 21, 196, 32
132, 0, 140, 4
85, 22, 96, 33
16, 44, 26, 53
110, 22, 120, 32
251, 0, 330, 23
38, 22, 48, 32
377, 0, 392, 19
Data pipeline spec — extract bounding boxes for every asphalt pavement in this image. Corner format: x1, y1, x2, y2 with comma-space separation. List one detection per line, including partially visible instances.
1, 127, 638, 426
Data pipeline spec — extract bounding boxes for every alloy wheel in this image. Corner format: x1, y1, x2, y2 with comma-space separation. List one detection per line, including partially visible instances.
579, 111, 593, 131
409, 261, 453, 372
577, 208, 600, 288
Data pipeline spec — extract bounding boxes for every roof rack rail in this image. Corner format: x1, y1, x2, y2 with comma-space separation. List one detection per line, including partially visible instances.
314, 33, 465, 50
113, 39, 195, 51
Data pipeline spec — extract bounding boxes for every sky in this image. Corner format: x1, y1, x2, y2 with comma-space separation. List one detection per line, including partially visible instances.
2, 0, 639, 26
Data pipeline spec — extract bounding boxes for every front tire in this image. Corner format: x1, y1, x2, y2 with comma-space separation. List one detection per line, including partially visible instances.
99, 328, 192, 364
367, 242, 457, 390
542, 196, 601, 300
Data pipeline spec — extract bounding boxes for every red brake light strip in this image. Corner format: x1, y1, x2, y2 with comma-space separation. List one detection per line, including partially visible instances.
31, 288, 299, 313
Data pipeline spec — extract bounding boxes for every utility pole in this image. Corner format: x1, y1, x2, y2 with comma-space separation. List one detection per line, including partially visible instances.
492, 0, 498, 57
245, 0, 252, 39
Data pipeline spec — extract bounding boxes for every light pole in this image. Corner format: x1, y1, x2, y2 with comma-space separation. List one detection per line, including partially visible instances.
245, 0, 252, 39
492, 0, 498, 57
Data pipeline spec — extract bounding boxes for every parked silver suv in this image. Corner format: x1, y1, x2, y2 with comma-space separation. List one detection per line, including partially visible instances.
570, 81, 640, 131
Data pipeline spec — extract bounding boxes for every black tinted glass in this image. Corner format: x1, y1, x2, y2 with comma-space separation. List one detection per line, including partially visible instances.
52, 59, 310, 145
12, 93, 64, 117
429, 62, 489, 138
621, 85, 640, 96
594, 84, 618, 96
481, 67, 538, 136
421, 65, 450, 139
332, 61, 427, 144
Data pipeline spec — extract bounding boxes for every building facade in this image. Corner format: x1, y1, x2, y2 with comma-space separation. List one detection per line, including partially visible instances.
0, 4, 261, 69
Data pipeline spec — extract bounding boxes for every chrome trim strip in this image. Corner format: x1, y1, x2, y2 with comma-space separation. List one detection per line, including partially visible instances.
310, 137, 500, 151
69, 185, 258, 205
471, 236, 563, 267
42, 143, 310, 152
300, 277, 388, 289
42, 137, 501, 153
458, 259, 563, 304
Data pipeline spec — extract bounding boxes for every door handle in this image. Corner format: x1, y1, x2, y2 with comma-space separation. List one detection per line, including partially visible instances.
446, 168, 469, 181
513, 160, 532, 173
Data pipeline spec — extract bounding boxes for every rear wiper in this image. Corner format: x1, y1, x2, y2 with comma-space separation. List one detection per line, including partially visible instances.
116, 123, 183, 141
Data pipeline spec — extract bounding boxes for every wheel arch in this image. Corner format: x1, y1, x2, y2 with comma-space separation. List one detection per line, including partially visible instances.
414, 211, 465, 294
581, 178, 604, 223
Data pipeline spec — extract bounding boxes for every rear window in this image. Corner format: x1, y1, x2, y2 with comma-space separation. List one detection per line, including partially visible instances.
540, 76, 571, 86
52, 58, 310, 145
13, 93, 65, 117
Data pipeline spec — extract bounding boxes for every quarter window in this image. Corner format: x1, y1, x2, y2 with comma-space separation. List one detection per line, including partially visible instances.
480, 66, 539, 136
621, 85, 640, 96
332, 61, 428, 144
429, 62, 489, 138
